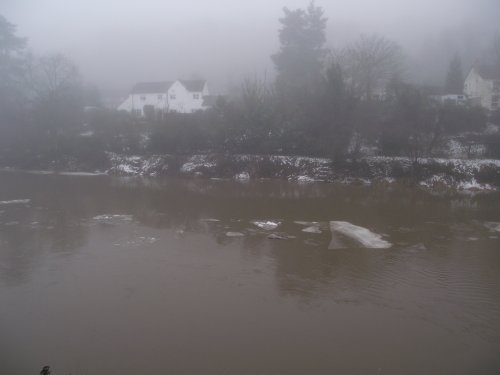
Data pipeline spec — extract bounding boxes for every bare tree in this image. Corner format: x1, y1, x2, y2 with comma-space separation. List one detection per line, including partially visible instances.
27, 53, 80, 101
340, 34, 404, 100
494, 34, 500, 70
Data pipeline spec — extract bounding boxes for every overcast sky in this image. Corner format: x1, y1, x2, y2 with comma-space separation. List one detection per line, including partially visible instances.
2, 0, 499, 93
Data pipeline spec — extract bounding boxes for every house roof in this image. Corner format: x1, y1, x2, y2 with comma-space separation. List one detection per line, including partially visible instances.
474, 65, 500, 80
131, 81, 174, 94
179, 80, 206, 92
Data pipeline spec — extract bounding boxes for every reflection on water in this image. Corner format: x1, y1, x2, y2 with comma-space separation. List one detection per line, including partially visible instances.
0, 171, 500, 375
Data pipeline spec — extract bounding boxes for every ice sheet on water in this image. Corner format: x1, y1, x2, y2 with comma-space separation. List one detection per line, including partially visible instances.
58, 172, 105, 176
268, 233, 296, 240
302, 225, 322, 234
484, 222, 500, 232
0, 199, 30, 205
226, 231, 245, 237
93, 214, 133, 221
251, 220, 281, 230
329, 221, 391, 249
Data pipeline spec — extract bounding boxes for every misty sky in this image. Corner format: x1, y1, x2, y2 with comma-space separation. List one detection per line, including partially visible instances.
2, 0, 499, 94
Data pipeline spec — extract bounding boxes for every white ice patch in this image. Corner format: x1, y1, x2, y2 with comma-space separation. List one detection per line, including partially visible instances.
484, 222, 500, 232
58, 172, 105, 176
0, 199, 30, 205
296, 175, 316, 183
226, 231, 244, 237
268, 233, 296, 240
302, 225, 322, 234
93, 214, 133, 221
457, 178, 493, 191
234, 172, 250, 181
251, 220, 281, 230
329, 221, 391, 249
180, 155, 216, 173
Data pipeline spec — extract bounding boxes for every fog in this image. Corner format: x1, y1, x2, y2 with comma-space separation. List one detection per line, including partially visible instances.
3, 0, 499, 93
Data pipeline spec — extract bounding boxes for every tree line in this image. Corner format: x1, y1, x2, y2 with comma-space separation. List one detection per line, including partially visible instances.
0, 5, 499, 171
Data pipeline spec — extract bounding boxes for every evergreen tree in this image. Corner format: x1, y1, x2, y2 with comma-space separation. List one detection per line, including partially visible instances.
445, 54, 464, 95
0, 14, 27, 121
272, 1, 327, 93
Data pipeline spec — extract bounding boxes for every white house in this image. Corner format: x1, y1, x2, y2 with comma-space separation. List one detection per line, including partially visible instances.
118, 79, 210, 116
464, 65, 500, 111
432, 94, 467, 106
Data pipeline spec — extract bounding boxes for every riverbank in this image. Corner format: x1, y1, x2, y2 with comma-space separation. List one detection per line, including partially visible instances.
2, 152, 500, 192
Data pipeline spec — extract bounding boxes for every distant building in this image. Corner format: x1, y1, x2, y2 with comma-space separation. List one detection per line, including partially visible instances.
432, 94, 467, 106
118, 79, 210, 116
464, 65, 500, 111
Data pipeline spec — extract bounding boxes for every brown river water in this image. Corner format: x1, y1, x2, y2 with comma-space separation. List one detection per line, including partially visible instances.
1, 171, 500, 375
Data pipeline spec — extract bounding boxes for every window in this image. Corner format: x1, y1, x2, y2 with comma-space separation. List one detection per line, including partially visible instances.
193, 93, 200, 100
170, 94, 176, 100
158, 95, 163, 99
140, 96, 146, 101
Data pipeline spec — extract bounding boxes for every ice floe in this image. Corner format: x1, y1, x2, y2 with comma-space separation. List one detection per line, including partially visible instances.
329, 221, 391, 249
268, 233, 296, 240
58, 171, 105, 176
251, 220, 281, 230
302, 225, 322, 234
226, 231, 245, 237
484, 222, 500, 232
234, 172, 250, 181
93, 214, 133, 221
0, 199, 30, 205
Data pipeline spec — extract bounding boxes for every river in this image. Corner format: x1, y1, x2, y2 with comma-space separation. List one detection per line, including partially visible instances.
1, 171, 499, 375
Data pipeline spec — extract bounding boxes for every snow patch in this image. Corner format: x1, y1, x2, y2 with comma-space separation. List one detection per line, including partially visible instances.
58, 171, 105, 176
234, 172, 250, 181
457, 178, 493, 191
180, 155, 216, 173
296, 175, 316, 183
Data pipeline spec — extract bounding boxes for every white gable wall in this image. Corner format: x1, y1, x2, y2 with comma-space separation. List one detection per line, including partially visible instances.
167, 81, 206, 113
118, 92, 169, 116
117, 80, 210, 115
464, 68, 495, 110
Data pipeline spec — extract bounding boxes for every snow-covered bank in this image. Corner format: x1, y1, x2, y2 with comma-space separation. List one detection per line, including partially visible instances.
105, 153, 500, 192
2, 153, 499, 192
